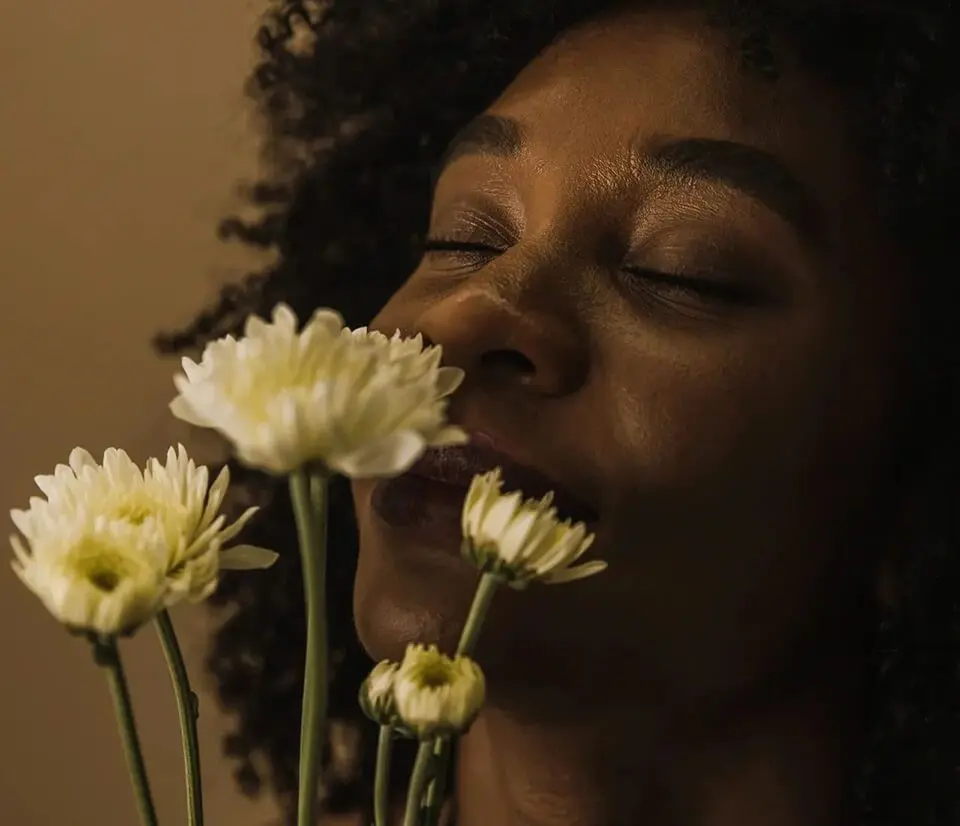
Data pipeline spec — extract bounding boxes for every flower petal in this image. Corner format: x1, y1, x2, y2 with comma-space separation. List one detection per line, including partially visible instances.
313, 307, 346, 330
434, 366, 466, 398
429, 425, 470, 447
217, 544, 279, 570
169, 394, 212, 427
68, 448, 98, 475
213, 505, 259, 545
539, 559, 608, 584
331, 430, 427, 478
478, 493, 522, 543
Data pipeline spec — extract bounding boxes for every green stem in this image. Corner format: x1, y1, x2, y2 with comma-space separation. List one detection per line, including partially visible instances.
455, 572, 502, 657
421, 737, 451, 826
154, 610, 203, 826
92, 637, 159, 826
402, 741, 436, 826
422, 572, 503, 825
373, 725, 394, 826
290, 470, 330, 826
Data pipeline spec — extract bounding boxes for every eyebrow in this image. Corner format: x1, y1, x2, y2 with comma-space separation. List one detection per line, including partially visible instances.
643, 137, 824, 244
435, 114, 525, 173
434, 113, 825, 245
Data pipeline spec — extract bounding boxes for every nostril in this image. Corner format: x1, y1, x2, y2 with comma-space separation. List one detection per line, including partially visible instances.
480, 348, 536, 375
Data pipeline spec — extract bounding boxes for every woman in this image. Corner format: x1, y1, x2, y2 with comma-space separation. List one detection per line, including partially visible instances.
157, 1, 960, 824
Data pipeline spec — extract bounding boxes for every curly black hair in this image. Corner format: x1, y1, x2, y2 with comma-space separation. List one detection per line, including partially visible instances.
155, 1, 960, 824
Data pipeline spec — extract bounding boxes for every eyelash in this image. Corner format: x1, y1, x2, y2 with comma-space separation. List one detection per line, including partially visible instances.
422, 238, 503, 258
621, 267, 757, 304
422, 237, 755, 305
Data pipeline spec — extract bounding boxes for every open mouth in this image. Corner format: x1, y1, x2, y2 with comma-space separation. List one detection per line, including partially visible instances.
409, 441, 599, 525
369, 438, 600, 553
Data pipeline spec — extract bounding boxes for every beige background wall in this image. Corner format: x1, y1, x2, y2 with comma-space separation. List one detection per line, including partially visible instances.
0, 1, 282, 824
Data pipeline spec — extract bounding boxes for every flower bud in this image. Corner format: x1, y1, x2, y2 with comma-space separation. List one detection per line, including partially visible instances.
392, 644, 485, 739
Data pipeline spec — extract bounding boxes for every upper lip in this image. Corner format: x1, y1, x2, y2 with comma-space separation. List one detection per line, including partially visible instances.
405, 432, 600, 526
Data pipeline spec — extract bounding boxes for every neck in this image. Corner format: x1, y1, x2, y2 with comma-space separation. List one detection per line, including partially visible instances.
454, 661, 867, 826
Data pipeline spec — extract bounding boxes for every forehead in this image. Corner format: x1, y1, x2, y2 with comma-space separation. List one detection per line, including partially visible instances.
481, 7, 868, 239
495, 9, 751, 136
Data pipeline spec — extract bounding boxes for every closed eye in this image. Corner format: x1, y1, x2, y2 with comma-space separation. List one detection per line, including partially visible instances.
423, 239, 762, 306
623, 267, 760, 304
423, 238, 505, 255
421, 237, 505, 271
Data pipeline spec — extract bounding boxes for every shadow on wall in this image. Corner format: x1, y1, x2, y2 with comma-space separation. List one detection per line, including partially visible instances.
0, 1, 281, 824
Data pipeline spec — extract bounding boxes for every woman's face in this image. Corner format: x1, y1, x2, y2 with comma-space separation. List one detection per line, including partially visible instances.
350, 7, 915, 712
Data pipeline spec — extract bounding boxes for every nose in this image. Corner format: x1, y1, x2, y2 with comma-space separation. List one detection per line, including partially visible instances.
414, 281, 588, 397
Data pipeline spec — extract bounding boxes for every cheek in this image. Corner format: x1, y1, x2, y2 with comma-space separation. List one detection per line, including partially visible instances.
601, 313, 898, 513
585, 319, 897, 680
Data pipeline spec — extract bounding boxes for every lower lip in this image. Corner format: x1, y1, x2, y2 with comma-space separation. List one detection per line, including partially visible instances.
371, 474, 469, 553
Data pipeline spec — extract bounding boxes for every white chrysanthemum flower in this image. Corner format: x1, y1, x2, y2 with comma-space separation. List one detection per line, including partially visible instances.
461, 468, 606, 588
358, 660, 400, 725
11, 517, 170, 636
392, 644, 485, 739
170, 303, 468, 477
9, 446, 277, 633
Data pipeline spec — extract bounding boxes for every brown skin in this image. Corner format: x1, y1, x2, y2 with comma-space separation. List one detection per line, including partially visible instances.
349, 7, 919, 826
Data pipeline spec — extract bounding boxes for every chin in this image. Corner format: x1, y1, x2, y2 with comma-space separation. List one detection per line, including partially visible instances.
351, 494, 481, 663
348, 480, 599, 695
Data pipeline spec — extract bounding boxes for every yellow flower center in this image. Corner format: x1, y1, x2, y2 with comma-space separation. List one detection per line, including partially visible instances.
115, 500, 153, 525
412, 656, 455, 689
111, 489, 169, 527
66, 538, 136, 593
89, 568, 121, 592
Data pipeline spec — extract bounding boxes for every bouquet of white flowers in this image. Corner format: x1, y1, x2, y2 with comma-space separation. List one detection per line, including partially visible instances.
9, 303, 606, 826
